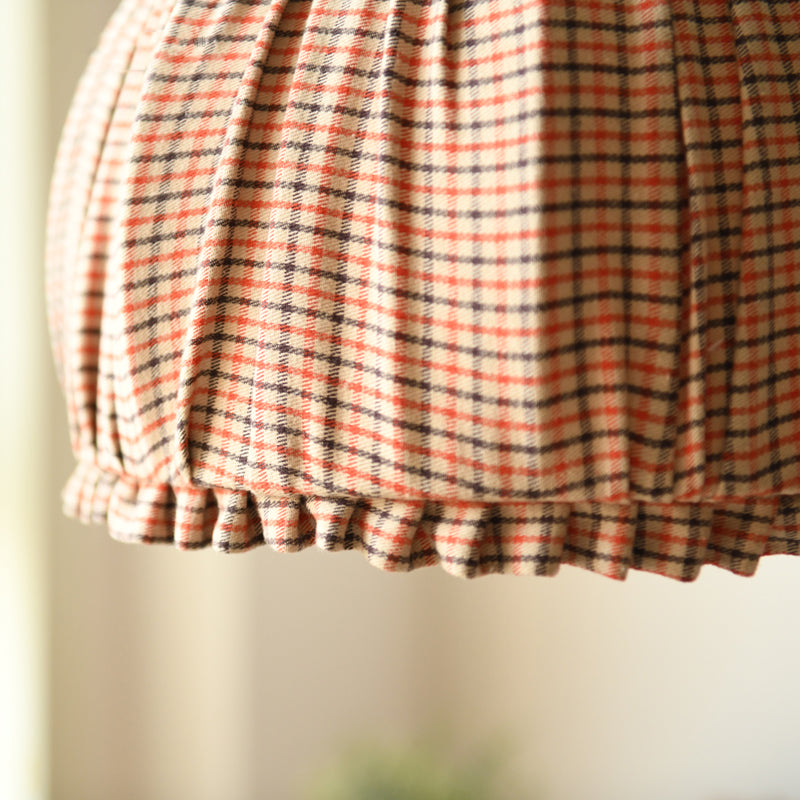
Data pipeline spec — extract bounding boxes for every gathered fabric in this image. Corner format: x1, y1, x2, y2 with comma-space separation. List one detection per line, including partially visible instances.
46, 0, 800, 580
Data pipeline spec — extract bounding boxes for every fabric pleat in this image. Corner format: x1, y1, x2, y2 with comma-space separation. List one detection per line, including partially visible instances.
46, 0, 800, 580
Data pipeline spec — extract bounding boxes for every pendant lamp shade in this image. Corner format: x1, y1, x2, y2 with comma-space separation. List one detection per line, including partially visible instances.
45, 0, 800, 581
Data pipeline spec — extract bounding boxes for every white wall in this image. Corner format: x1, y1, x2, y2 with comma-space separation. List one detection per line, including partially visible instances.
44, 3, 800, 800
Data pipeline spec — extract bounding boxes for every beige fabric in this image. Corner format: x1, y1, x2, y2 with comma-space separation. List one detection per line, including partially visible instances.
46, 0, 800, 580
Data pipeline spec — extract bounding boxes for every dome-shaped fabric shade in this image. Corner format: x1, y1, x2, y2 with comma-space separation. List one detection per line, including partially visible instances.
45, 0, 800, 581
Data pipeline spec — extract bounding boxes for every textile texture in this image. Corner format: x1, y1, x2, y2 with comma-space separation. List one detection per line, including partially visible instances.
46, 0, 800, 580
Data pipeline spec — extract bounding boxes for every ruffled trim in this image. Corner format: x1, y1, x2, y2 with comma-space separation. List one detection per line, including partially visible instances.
62, 461, 800, 582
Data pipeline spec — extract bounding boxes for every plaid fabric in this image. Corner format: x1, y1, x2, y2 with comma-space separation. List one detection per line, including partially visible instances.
45, 0, 800, 581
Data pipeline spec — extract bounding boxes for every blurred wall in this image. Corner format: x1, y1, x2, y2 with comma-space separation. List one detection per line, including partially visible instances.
44, 3, 800, 800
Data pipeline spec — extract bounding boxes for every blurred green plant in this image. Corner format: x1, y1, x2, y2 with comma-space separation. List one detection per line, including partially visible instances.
300, 725, 533, 800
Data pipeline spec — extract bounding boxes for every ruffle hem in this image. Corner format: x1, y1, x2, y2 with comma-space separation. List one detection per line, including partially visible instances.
64, 460, 800, 582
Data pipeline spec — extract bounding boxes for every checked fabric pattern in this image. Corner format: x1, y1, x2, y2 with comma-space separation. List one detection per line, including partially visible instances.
46, 0, 800, 581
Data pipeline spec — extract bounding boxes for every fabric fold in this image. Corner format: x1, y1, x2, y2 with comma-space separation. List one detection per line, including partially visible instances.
62, 460, 799, 582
